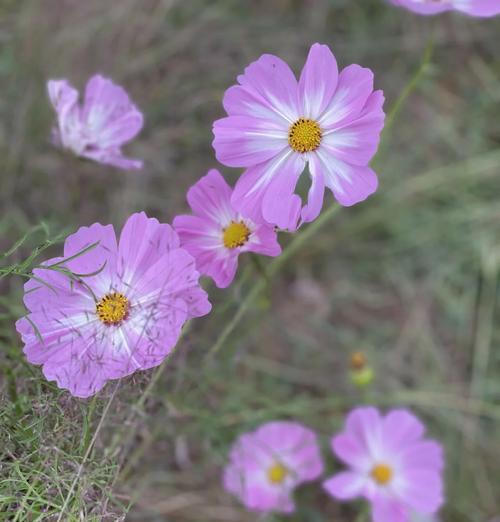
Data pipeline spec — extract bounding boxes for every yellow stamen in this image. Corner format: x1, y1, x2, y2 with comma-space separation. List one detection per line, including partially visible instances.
288, 117, 322, 153
96, 292, 129, 325
267, 462, 289, 484
222, 221, 250, 249
371, 463, 393, 485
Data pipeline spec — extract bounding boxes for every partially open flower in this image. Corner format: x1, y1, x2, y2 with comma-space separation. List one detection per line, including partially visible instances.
223, 421, 324, 513
47, 74, 144, 169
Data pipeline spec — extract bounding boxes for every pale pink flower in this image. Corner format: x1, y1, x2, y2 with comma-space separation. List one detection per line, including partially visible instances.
48, 74, 144, 169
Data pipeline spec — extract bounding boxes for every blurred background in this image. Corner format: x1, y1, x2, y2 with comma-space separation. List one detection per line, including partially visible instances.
1, 1, 500, 520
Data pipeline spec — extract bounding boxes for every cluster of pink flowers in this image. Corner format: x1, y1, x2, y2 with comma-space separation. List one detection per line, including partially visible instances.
224, 408, 444, 521
19, 42, 385, 395
14, 3, 500, 518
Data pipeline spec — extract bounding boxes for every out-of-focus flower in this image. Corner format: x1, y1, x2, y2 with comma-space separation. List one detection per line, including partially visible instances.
16, 212, 211, 398
350, 352, 374, 388
324, 407, 444, 522
213, 43, 385, 230
47, 74, 144, 170
173, 169, 281, 288
389, 0, 500, 17
223, 421, 324, 513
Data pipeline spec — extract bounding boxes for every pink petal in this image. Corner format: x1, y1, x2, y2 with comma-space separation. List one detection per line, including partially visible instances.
213, 115, 288, 167
343, 407, 383, 456
247, 224, 282, 257
401, 441, 444, 472
82, 74, 143, 147
390, 0, 452, 15
253, 421, 323, 483
223, 84, 291, 125
236, 53, 300, 123
373, 498, 409, 522
322, 90, 385, 166
298, 43, 338, 120
47, 79, 82, 149
301, 162, 325, 224
83, 148, 143, 170
319, 64, 374, 129
323, 472, 366, 500
313, 150, 378, 207
185, 169, 234, 223
332, 433, 370, 470
231, 149, 302, 227
261, 153, 304, 230
118, 212, 179, 286
463, 0, 500, 16
63, 222, 118, 294
400, 470, 444, 514
382, 409, 425, 451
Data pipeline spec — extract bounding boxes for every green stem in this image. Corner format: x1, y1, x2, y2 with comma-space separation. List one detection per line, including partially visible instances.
383, 31, 435, 135
205, 204, 340, 361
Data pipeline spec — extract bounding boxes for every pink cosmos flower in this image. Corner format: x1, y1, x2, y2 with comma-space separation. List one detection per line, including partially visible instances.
389, 0, 500, 16
16, 212, 211, 398
212, 43, 385, 231
173, 169, 281, 288
323, 407, 445, 522
223, 421, 324, 513
47, 74, 144, 170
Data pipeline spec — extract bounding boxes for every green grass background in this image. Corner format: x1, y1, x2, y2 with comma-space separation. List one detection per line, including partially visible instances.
1, 0, 500, 520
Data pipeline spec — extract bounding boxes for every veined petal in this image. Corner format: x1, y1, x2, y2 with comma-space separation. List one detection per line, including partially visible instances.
314, 150, 378, 207
301, 162, 325, 224
319, 64, 374, 129
261, 152, 304, 230
236, 53, 300, 123
213, 115, 288, 167
185, 169, 234, 224
322, 90, 385, 166
83, 74, 143, 147
323, 472, 366, 500
298, 43, 338, 120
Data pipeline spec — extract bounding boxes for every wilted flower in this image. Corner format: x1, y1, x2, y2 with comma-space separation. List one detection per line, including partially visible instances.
213, 43, 385, 230
224, 421, 324, 513
16, 212, 211, 398
389, 0, 500, 16
324, 407, 444, 522
47, 74, 144, 169
173, 169, 281, 288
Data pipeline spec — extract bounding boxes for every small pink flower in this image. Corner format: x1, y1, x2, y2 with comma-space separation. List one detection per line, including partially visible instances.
47, 74, 144, 170
16, 212, 211, 398
213, 43, 385, 230
389, 0, 500, 16
224, 421, 324, 514
173, 169, 281, 288
323, 407, 445, 522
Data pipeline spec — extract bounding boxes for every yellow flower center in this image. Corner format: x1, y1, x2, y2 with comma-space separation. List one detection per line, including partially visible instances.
371, 463, 393, 485
267, 462, 289, 484
222, 221, 250, 249
96, 292, 129, 325
288, 117, 322, 153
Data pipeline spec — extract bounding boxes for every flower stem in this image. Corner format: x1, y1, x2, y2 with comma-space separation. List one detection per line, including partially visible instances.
383, 29, 435, 136
205, 204, 340, 361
